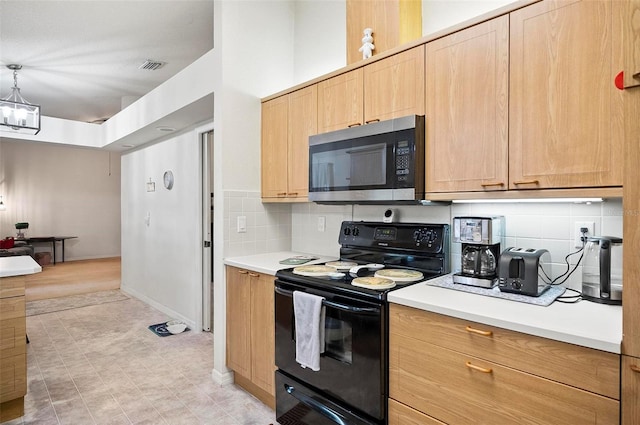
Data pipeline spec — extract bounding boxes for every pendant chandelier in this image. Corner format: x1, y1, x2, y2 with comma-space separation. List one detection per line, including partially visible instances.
1, 64, 40, 135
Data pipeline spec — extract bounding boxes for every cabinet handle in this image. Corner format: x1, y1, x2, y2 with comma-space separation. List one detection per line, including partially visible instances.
248, 272, 259, 277
238, 270, 248, 274
513, 180, 539, 186
480, 182, 505, 188
277, 192, 287, 196
365, 119, 380, 124
287, 192, 298, 196
633, 71, 640, 80
465, 361, 493, 374
347, 123, 362, 128
465, 326, 493, 337
630, 364, 640, 373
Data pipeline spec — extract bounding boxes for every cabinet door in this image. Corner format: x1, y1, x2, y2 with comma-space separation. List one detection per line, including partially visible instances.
364, 46, 425, 123
425, 16, 509, 193
317, 69, 364, 133
225, 266, 251, 378
261, 96, 289, 199
390, 333, 619, 425
622, 355, 640, 424
287, 86, 317, 199
509, 0, 624, 190
250, 272, 275, 396
623, 0, 640, 88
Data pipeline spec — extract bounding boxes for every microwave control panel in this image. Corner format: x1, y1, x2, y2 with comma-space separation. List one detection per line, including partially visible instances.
395, 140, 412, 182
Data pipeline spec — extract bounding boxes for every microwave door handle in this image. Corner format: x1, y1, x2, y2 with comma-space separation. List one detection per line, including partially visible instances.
345, 143, 386, 155
275, 286, 379, 315
284, 384, 348, 425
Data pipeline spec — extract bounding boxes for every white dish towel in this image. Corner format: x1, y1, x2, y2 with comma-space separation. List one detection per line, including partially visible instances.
293, 291, 326, 371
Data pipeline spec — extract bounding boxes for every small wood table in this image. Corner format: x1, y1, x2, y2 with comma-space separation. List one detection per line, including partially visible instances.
21, 236, 77, 265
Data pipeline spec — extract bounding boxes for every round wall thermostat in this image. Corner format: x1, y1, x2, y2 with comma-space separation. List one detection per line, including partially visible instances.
163, 170, 174, 190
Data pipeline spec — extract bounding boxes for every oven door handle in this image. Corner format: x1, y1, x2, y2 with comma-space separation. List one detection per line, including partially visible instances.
275, 286, 380, 314
284, 383, 348, 425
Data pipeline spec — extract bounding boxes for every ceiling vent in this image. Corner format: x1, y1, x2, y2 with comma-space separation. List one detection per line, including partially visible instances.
138, 60, 166, 71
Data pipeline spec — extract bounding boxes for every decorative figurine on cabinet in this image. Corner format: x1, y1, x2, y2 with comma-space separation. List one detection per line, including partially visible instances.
359, 28, 375, 60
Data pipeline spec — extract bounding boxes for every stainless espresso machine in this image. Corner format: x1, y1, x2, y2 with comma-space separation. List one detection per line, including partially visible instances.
453, 216, 504, 288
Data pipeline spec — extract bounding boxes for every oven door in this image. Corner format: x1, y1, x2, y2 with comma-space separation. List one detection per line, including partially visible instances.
275, 279, 385, 422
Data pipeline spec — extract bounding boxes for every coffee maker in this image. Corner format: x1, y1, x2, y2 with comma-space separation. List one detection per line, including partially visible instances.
453, 216, 504, 288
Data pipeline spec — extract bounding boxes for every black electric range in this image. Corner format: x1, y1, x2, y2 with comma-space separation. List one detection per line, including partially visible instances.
274, 221, 450, 425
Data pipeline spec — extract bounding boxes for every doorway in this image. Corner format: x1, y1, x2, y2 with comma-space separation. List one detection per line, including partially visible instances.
202, 130, 214, 331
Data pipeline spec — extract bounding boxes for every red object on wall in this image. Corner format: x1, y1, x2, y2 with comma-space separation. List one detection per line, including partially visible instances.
615, 71, 625, 90
0, 237, 15, 249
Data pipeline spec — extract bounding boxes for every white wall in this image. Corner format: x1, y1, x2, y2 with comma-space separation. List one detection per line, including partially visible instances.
120, 126, 206, 328
293, 0, 346, 83
422, 0, 520, 35
0, 139, 121, 261
212, 0, 296, 383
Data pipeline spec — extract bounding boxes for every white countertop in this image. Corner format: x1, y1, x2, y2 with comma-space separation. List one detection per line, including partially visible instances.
388, 274, 622, 354
0, 256, 43, 278
224, 251, 338, 276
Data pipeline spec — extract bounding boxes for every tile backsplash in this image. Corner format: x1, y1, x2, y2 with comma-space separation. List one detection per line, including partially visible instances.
290, 199, 624, 291
223, 191, 292, 258
223, 193, 623, 292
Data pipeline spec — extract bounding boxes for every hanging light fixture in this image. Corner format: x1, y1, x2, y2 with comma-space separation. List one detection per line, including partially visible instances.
1, 64, 40, 135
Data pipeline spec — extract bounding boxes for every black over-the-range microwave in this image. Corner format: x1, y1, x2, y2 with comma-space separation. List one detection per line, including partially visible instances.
308, 115, 425, 204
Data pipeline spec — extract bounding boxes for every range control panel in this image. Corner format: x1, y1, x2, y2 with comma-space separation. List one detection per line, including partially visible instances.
339, 221, 449, 254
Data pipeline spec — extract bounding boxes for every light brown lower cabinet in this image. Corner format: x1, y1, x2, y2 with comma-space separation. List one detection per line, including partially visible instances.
389, 304, 620, 425
388, 398, 445, 425
622, 355, 640, 424
0, 276, 27, 423
225, 266, 275, 408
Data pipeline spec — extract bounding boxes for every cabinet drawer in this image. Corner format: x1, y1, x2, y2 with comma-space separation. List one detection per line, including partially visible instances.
390, 304, 619, 399
0, 277, 25, 299
0, 297, 25, 321
388, 398, 445, 425
390, 334, 619, 425
0, 317, 26, 359
0, 353, 26, 403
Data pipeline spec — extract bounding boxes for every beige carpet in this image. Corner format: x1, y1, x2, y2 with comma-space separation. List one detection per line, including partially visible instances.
26, 289, 129, 316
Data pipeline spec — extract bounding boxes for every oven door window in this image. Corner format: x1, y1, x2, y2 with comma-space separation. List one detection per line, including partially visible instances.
324, 313, 352, 363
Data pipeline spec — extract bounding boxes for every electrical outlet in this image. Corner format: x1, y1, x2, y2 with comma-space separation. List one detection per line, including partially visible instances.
574, 221, 594, 248
237, 215, 246, 233
317, 216, 326, 232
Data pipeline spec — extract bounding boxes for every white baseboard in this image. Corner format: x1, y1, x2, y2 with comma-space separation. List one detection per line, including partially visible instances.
212, 368, 234, 386
120, 285, 197, 331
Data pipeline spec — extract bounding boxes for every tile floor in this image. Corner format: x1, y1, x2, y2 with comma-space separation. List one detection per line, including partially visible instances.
5, 295, 276, 425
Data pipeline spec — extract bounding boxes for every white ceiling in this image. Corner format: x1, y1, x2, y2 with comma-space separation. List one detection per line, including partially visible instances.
0, 0, 214, 124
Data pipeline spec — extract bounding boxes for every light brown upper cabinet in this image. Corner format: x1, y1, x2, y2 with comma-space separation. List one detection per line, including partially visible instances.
425, 15, 509, 193
346, 0, 422, 65
317, 69, 364, 134
509, 0, 624, 190
364, 45, 425, 123
623, 0, 640, 88
318, 46, 425, 134
261, 85, 317, 202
